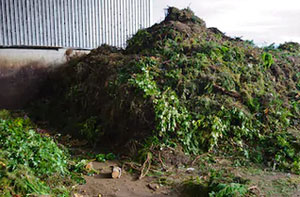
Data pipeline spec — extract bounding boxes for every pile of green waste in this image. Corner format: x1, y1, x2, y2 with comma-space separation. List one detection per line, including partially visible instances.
0, 110, 83, 196
36, 7, 300, 173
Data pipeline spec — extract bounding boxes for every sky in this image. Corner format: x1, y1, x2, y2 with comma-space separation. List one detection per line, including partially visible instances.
153, 0, 300, 46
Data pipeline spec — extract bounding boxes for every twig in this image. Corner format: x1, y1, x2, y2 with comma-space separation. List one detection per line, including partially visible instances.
158, 152, 167, 169
191, 155, 201, 166
248, 185, 261, 196
122, 161, 141, 172
213, 84, 240, 99
139, 152, 152, 179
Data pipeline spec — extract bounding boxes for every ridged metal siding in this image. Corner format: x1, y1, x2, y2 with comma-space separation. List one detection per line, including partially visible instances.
0, 0, 153, 49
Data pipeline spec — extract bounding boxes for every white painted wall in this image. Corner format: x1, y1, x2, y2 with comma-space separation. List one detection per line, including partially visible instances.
0, 48, 89, 67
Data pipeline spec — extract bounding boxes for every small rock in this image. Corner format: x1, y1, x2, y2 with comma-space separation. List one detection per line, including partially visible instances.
111, 166, 122, 179
73, 193, 84, 197
148, 183, 160, 191
186, 167, 195, 173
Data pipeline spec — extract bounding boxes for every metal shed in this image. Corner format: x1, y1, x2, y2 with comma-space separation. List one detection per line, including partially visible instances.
0, 0, 153, 49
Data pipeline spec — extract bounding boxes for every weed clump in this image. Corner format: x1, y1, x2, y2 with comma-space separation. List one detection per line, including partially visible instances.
35, 7, 300, 174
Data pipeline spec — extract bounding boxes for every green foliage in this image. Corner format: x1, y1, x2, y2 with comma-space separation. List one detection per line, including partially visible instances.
79, 116, 101, 145
0, 111, 83, 196
125, 36, 299, 172
0, 118, 69, 176
95, 153, 116, 162
183, 169, 249, 197
262, 52, 274, 69
126, 29, 153, 53
296, 72, 300, 90
209, 183, 247, 197
278, 42, 300, 53
36, 7, 300, 175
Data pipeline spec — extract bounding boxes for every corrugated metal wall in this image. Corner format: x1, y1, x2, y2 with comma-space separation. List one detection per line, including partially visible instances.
0, 0, 153, 49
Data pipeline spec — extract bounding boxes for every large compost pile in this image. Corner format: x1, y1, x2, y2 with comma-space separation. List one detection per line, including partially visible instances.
37, 8, 300, 173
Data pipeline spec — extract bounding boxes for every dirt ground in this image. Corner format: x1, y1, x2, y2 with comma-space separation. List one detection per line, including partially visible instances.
75, 161, 180, 197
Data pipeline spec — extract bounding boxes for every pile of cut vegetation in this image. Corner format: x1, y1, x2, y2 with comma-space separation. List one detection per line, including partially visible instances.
0, 110, 85, 196
36, 7, 300, 173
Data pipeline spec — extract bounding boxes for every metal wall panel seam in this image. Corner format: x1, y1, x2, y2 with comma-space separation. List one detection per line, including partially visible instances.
94, 0, 98, 48
38, 0, 42, 46
56, 0, 61, 47
78, 0, 82, 47
6, 0, 11, 45
117, 0, 120, 47
52, 0, 56, 47
86, 0, 89, 48
75, 0, 79, 47
88, 0, 92, 48
111, 0, 115, 47
65, 0, 68, 47
137, 0, 140, 30
93, 0, 96, 48
113, 0, 116, 47
70, 0, 73, 47
67, 0, 71, 47
26, 0, 30, 45
10, 0, 16, 45
92, 0, 96, 48
0, 0, 5, 45
48, 0, 53, 46
120, 0, 124, 48
71, 0, 75, 47
146, 0, 149, 27
99, 0, 103, 45
149, 0, 153, 26
108, 0, 111, 45
83, 0, 86, 48
42, 0, 45, 46
24, 0, 29, 46
144, 0, 147, 28
128, 0, 131, 38
131, 0, 135, 38
63, 0, 67, 47
106, 0, 109, 45
117, 0, 121, 47
69, 0, 73, 47
82, 0, 85, 48
139, 0, 143, 29
0, 1, 2, 45
14, 0, 19, 45
32, 0, 36, 46
126, 0, 129, 45
35, 0, 40, 45
33, 0, 37, 45
103, 0, 106, 44
51, 0, 54, 46
30, 0, 33, 46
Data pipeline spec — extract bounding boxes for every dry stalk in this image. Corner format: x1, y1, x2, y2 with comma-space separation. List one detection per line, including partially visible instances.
139, 152, 152, 179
